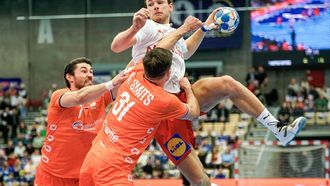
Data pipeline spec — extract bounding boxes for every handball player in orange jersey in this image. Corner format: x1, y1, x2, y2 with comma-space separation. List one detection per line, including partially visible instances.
111, 0, 306, 185
34, 57, 128, 186
79, 48, 200, 186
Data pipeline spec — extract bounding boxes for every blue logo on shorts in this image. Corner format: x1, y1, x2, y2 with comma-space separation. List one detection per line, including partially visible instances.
164, 133, 190, 161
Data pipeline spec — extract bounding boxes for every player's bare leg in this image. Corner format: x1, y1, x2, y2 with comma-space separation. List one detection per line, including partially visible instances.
192, 75, 306, 146
193, 75, 264, 115
177, 148, 210, 186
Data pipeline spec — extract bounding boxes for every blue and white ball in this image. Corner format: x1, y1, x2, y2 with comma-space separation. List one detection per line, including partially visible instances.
214, 7, 239, 33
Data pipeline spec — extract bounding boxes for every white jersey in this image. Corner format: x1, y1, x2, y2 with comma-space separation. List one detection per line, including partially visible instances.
132, 19, 188, 93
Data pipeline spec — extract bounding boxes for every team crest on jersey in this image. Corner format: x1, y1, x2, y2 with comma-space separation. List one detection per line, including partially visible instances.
164, 133, 190, 161
72, 121, 83, 130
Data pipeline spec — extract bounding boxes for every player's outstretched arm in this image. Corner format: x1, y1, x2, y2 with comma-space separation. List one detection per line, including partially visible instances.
180, 77, 200, 120
157, 16, 202, 50
111, 8, 150, 53
60, 71, 128, 108
185, 8, 220, 58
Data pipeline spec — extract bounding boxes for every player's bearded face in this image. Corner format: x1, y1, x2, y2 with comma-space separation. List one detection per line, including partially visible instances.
146, 0, 173, 24
73, 63, 94, 89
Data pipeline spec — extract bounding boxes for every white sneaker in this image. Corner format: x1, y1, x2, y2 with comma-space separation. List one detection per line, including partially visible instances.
273, 117, 306, 146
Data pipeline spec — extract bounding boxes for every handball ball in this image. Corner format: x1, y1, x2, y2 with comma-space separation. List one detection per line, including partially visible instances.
214, 7, 239, 33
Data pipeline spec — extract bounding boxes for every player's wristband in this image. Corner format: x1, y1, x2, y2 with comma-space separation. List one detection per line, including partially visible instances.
201, 23, 216, 32
105, 81, 114, 91
201, 25, 208, 32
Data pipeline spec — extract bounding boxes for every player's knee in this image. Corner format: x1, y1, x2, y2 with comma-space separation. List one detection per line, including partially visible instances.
220, 75, 240, 92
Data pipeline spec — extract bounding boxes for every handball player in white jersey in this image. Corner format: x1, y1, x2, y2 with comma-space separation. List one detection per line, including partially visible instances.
111, 0, 306, 185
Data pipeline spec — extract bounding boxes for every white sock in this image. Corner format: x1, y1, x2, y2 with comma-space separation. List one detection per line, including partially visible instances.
256, 108, 279, 134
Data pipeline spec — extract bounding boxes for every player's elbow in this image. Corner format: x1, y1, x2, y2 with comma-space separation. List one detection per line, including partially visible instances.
111, 43, 122, 53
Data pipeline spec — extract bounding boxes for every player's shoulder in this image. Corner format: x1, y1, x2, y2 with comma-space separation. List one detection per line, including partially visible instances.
141, 19, 155, 29
152, 89, 175, 104
51, 88, 70, 99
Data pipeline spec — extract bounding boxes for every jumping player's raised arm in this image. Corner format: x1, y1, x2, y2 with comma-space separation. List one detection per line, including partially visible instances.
111, 8, 150, 53
60, 71, 128, 108
157, 16, 202, 50
184, 8, 220, 59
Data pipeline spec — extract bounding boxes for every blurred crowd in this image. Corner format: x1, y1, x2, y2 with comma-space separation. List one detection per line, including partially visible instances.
278, 77, 329, 123
0, 82, 46, 185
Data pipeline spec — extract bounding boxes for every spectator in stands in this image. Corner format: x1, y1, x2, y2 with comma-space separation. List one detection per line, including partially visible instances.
304, 94, 315, 112
221, 147, 235, 178
14, 141, 25, 158
30, 149, 41, 170
17, 121, 27, 137
4, 140, 15, 156
205, 146, 222, 169
315, 94, 328, 112
152, 159, 164, 178
255, 65, 268, 102
197, 137, 212, 167
31, 131, 44, 151
245, 67, 257, 87
10, 108, 19, 139
287, 78, 300, 98
291, 101, 304, 118
256, 65, 268, 89
0, 120, 9, 144
23, 157, 35, 184
217, 101, 230, 122
309, 86, 320, 100
1, 107, 12, 143
142, 157, 154, 179
25, 143, 34, 156
278, 102, 291, 123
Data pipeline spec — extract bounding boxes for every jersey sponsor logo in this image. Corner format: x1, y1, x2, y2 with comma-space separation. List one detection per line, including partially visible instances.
72, 119, 102, 131
72, 121, 84, 130
104, 126, 119, 144
164, 133, 190, 161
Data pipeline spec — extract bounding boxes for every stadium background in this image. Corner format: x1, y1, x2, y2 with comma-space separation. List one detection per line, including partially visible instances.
0, 0, 329, 185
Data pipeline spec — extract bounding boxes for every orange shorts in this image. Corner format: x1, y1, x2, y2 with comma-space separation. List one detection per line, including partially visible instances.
154, 91, 195, 166
79, 151, 133, 186
34, 165, 79, 186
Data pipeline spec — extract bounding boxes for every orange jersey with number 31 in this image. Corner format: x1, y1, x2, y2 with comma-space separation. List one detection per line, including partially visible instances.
91, 64, 188, 171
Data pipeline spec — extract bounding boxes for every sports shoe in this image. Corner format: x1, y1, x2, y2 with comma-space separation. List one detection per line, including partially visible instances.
270, 117, 306, 146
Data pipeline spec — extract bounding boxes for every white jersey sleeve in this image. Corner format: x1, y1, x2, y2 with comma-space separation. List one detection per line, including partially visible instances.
135, 20, 157, 45
133, 20, 159, 62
